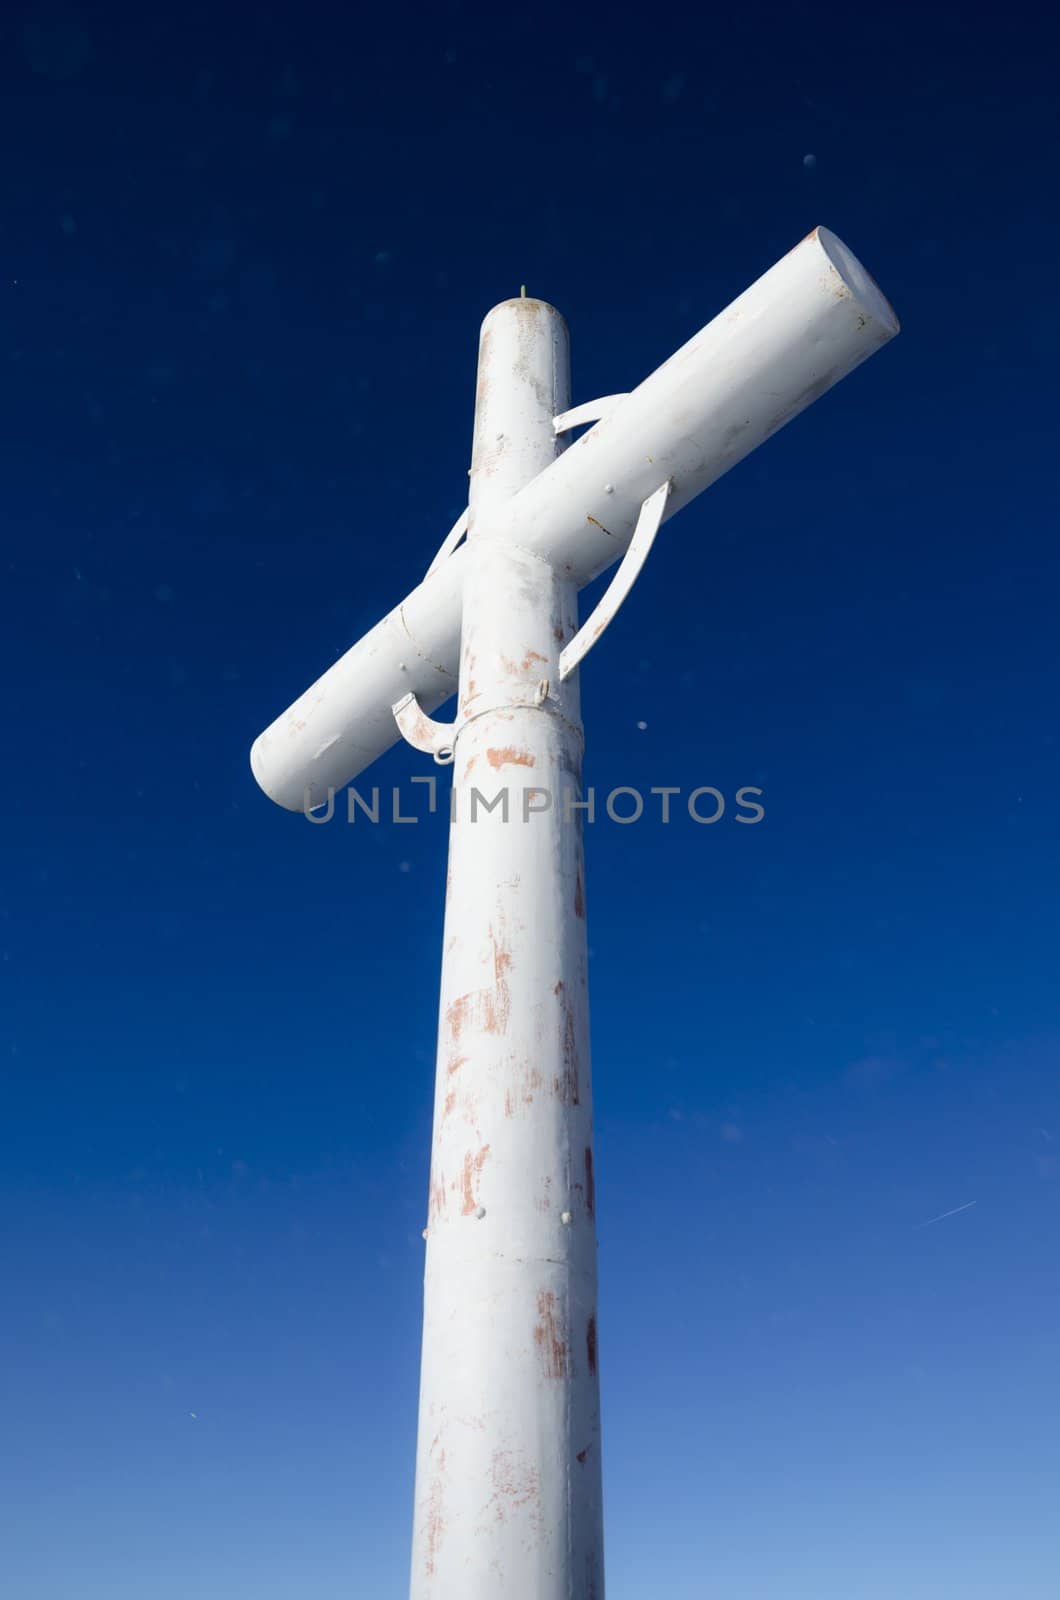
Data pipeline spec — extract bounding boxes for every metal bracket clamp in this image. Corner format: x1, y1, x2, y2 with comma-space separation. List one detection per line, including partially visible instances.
392, 693, 456, 764
424, 506, 469, 577
394, 679, 573, 765
552, 394, 629, 434
558, 480, 672, 681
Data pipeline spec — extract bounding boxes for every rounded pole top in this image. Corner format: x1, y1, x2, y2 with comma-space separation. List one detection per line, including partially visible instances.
483, 294, 570, 337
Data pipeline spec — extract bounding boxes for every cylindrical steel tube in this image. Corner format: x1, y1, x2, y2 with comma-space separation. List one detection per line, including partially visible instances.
409, 300, 603, 1598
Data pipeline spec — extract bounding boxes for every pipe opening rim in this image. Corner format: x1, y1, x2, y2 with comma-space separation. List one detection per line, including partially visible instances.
815, 226, 900, 335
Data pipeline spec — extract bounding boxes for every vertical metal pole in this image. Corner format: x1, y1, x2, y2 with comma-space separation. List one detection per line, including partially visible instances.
410, 299, 604, 1598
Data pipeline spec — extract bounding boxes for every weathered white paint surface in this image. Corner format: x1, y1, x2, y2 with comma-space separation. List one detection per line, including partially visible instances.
248, 236, 902, 1597
408, 299, 604, 1598
250, 226, 899, 810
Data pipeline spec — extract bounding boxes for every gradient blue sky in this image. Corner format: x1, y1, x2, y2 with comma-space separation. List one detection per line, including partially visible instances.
3, 3, 1059, 1596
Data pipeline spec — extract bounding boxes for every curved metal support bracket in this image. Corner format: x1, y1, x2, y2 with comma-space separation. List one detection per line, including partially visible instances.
425, 507, 469, 578
392, 693, 456, 764
558, 480, 672, 682
552, 394, 629, 435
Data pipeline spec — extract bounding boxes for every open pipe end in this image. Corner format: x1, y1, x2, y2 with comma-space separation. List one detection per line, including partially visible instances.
815, 225, 901, 337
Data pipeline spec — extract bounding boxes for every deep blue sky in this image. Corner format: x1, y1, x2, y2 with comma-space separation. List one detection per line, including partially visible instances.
3, 3, 1059, 1596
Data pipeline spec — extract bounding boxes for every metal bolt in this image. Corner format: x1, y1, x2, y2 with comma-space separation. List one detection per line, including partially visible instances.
474, 1205, 486, 1220
560, 1210, 573, 1225
422, 1228, 429, 1240
604, 483, 614, 494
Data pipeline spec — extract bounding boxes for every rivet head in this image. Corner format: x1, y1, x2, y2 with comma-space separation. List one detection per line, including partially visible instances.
474, 1205, 486, 1220
560, 1210, 573, 1225
421, 1228, 429, 1240
604, 483, 614, 494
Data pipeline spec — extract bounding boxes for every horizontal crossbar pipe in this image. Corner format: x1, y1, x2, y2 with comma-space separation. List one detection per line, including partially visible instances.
250, 227, 898, 810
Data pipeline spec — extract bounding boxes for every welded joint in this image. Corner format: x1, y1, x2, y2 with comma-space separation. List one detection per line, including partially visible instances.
455, 694, 586, 748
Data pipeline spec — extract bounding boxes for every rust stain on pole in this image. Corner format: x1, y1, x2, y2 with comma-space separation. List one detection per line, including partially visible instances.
533, 1290, 570, 1380
485, 744, 536, 769
460, 1144, 491, 1215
